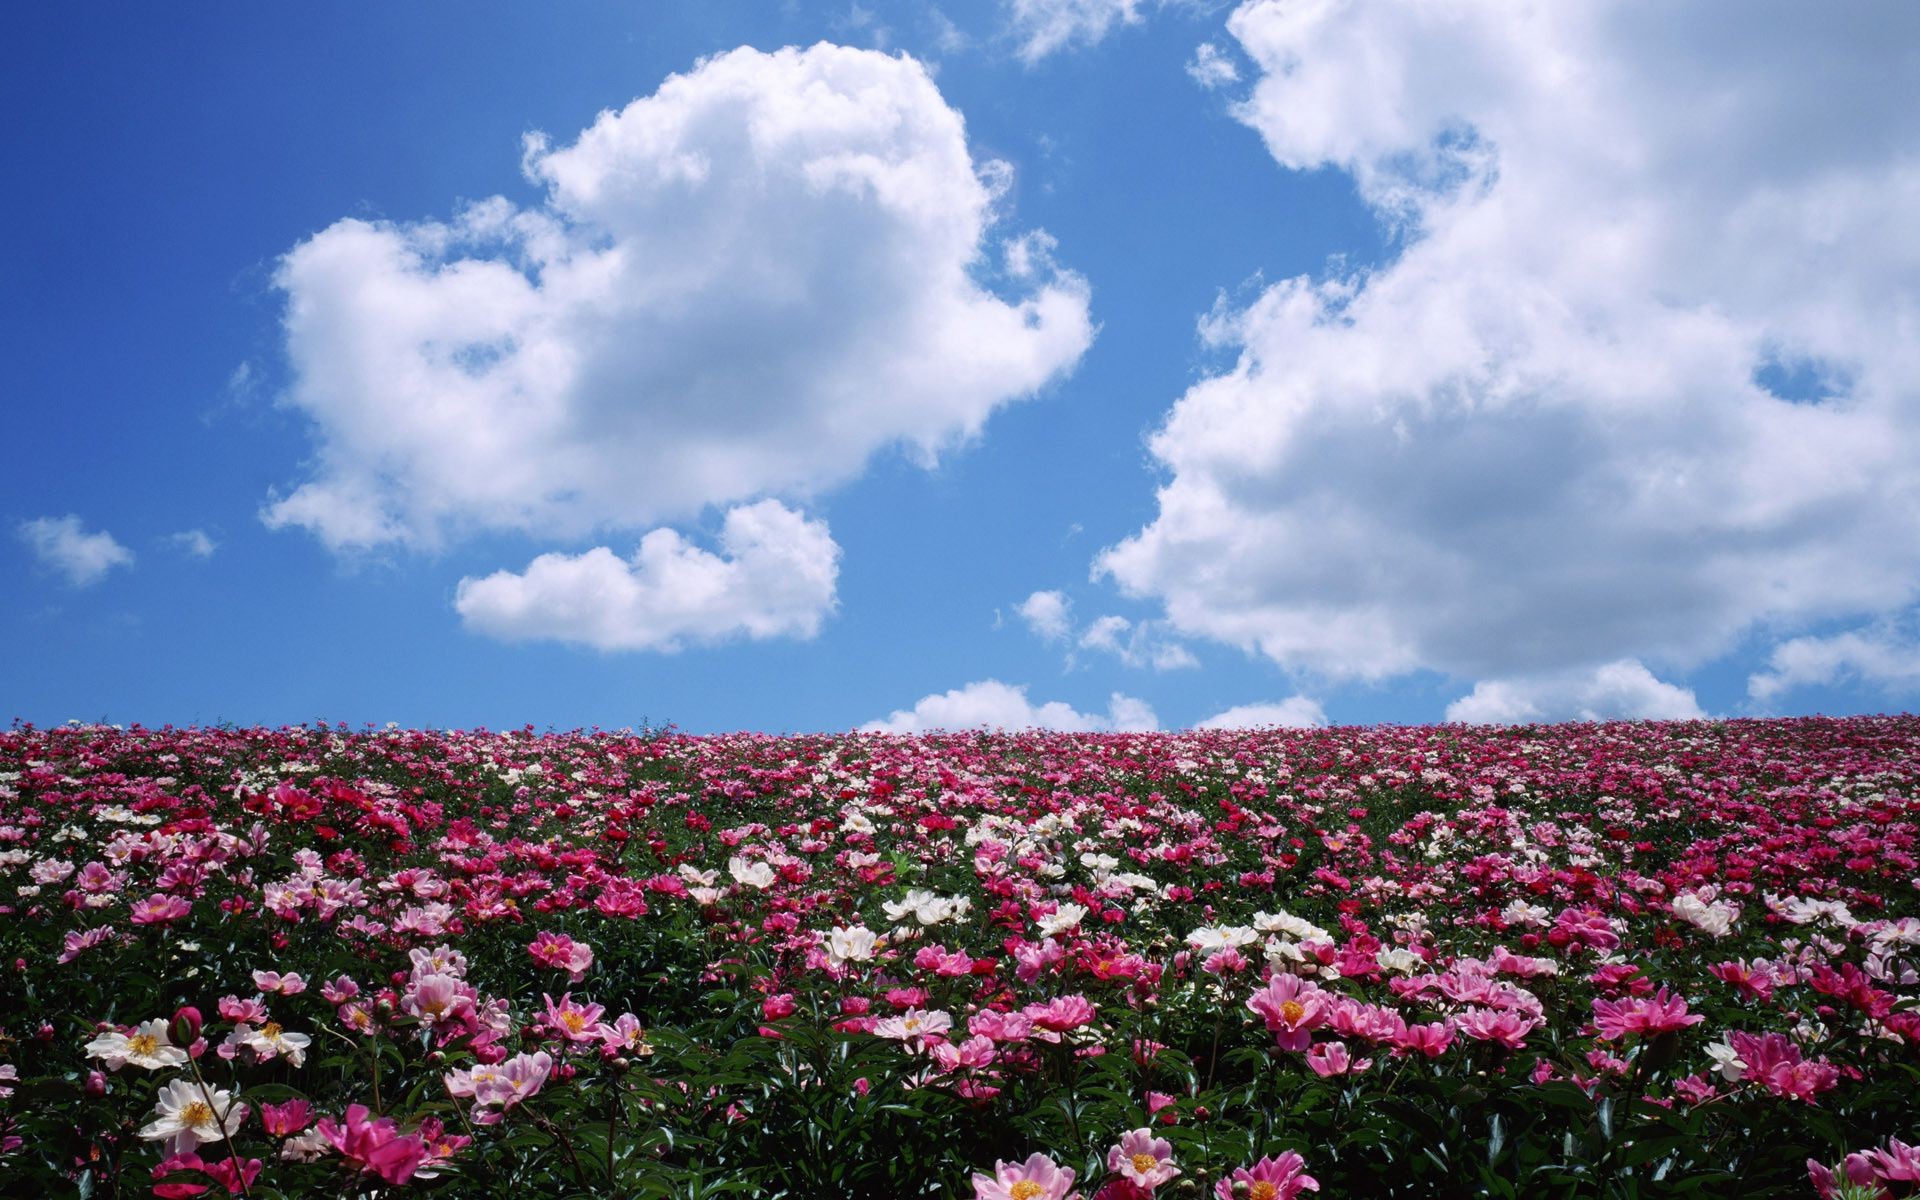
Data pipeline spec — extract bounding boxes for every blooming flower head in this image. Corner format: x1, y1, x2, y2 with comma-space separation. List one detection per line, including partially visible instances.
874, 1007, 954, 1045
973, 1152, 1079, 1200
1305, 1041, 1371, 1077
139, 1079, 248, 1153
236, 1020, 312, 1067
1023, 995, 1097, 1040
1591, 988, 1705, 1040
260, 1099, 314, 1136
1107, 1128, 1180, 1190
1213, 1152, 1320, 1200
542, 993, 609, 1044
130, 894, 192, 925
1455, 1006, 1540, 1050
252, 970, 307, 995
86, 1019, 188, 1072
528, 932, 594, 983
1247, 974, 1328, 1051
315, 1104, 426, 1186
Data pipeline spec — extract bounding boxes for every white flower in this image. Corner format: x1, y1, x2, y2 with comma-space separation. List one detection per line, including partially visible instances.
85, 1020, 188, 1072
1037, 903, 1088, 939
826, 925, 880, 966
882, 889, 969, 926
1188, 924, 1259, 952
1671, 890, 1740, 937
728, 857, 776, 890
238, 1021, 312, 1067
139, 1079, 247, 1150
1704, 1040, 1746, 1082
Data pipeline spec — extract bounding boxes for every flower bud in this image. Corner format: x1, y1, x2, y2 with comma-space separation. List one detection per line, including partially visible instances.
171, 1005, 203, 1044
83, 1070, 107, 1098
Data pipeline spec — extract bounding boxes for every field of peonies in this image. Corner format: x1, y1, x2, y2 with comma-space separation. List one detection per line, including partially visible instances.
2, 717, 1918, 1198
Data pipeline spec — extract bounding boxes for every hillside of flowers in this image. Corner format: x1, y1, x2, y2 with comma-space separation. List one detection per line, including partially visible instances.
2, 716, 1918, 1198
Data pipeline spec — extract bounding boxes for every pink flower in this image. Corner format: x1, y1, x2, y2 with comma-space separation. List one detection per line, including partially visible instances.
259, 1099, 314, 1136
528, 932, 594, 983
542, 993, 609, 1044
1807, 1153, 1882, 1199
315, 1104, 427, 1186
151, 1151, 262, 1198
58, 926, 114, 964
1455, 1006, 1539, 1050
1725, 1031, 1840, 1102
1305, 1041, 1371, 1076
1107, 1128, 1180, 1190
1213, 1152, 1320, 1200
930, 1035, 998, 1072
130, 894, 191, 925
1871, 1137, 1920, 1183
1591, 988, 1704, 1040
972, 1152, 1079, 1200
1023, 995, 1097, 1041
251, 970, 306, 995
1247, 975, 1328, 1052
1393, 1019, 1455, 1058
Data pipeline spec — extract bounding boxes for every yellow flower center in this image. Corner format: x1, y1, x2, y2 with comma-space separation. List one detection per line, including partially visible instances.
904, 1017, 921, 1032
180, 1101, 215, 1127
1251, 1184, 1279, 1200
562, 1012, 587, 1033
1010, 1183, 1043, 1200
128, 1033, 159, 1056
1279, 1000, 1306, 1024
1131, 1153, 1159, 1175
260, 1022, 283, 1039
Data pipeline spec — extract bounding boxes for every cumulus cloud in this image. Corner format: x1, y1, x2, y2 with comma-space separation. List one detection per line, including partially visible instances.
1186, 42, 1239, 89
454, 500, 838, 652
1015, 589, 1074, 641
863, 679, 1158, 732
1748, 623, 1920, 703
169, 530, 217, 559
1077, 614, 1198, 670
1446, 661, 1706, 725
1100, 3, 1920, 697
1196, 696, 1327, 729
17, 515, 134, 586
1005, 0, 1145, 62
267, 43, 1092, 552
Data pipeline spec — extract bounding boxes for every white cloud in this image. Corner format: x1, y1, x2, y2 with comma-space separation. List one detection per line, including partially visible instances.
1077, 614, 1198, 670
1005, 0, 1145, 62
1196, 696, 1327, 729
169, 530, 217, 559
1748, 623, 1920, 703
1015, 589, 1074, 641
1100, 2, 1920, 692
17, 516, 134, 586
1446, 660, 1705, 725
454, 500, 838, 652
863, 679, 1158, 732
267, 43, 1092, 552
1186, 42, 1239, 89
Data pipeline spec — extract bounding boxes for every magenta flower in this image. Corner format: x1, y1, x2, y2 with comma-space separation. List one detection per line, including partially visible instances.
1455, 1006, 1539, 1050
542, 992, 610, 1044
1591, 987, 1704, 1040
972, 1152, 1079, 1200
1107, 1128, 1180, 1190
1213, 1152, 1320, 1200
259, 1098, 314, 1136
1305, 1041, 1371, 1076
1023, 995, 1097, 1041
130, 894, 191, 925
528, 932, 595, 983
1247, 974, 1328, 1051
315, 1105, 426, 1185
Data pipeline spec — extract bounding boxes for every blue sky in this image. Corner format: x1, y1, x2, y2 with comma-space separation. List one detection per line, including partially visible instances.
4, 1, 1918, 733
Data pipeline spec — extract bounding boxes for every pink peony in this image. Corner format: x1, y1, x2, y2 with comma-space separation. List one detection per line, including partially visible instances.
1591, 987, 1704, 1040
972, 1152, 1079, 1200
1107, 1128, 1180, 1190
315, 1104, 427, 1186
1247, 974, 1329, 1052
1213, 1152, 1320, 1200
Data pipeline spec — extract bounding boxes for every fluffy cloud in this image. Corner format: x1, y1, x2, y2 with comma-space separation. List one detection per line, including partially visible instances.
1077, 614, 1198, 670
1185, 42, 1239, 89
1100, 3, 1920, 698
1015, 589, 1074, 641
1196, 696, 1327, 729
454, 500, 838, 652
267, 43, 1092, 552
169, 530, 217, 559
863, 679, 1158, 732
1005, 0, 1144, 62
1748, 623, 1920, 704
17, 515, 134, 586
1446, 661, 1705, 725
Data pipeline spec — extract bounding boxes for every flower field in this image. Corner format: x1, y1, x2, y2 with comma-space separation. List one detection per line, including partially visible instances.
2, 717, 1918, 1198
